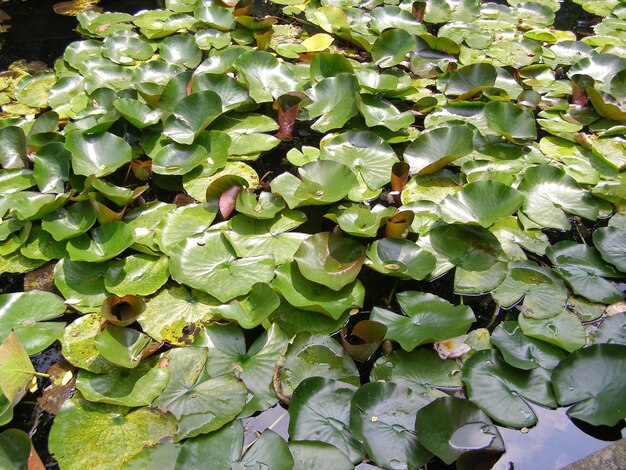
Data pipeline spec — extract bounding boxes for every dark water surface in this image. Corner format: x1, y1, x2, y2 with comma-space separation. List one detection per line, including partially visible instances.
0, 1, 624, 469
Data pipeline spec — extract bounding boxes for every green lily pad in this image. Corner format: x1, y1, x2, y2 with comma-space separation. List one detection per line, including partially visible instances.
0, 332, 36, 405
0, 291, 66, 355
293, 232, 365, 291
94, 324, 154, 369
403, 124, 474, 175
159, 34, 202, 68
372, 28, 416, 68
518, 309, 587, 353
124, 202, 176, 253
306, 73, 359, 133
154, 202, 218, 255
195, 322, 290, 416
235, 191, 285, 219
272, 262, 364, 319
210, 113, 279, 158
491, 321, 567, 370
277, 333, 359, 398
271, 160, 358, 209
76, 356, 169, 406
453, 263, 508, 295
350, 381, 432, 469
445, 63, 497, 99
214, 282, 279, 329
33, 142, 71, 194
153, 346, 247, 441
42, 201, 97, 242
10, 191, 70, 221
491, 261, 568, 319
289, 441, 353, 470
169, 231, 275, 302
414, 397, 505, 466
319, 131, 398, 191
113, 98, 161, 128
371, 348, 462, 400
65, 130, 133, 178
366, 238, 437, 281
288, 377, 364, 464
140, 286, 219, 346
192, 73, 250, 111
325, 203, 394, 238
430, 223, 503, 272
552, 344, 626, 426
370, 291, 475, 351
233, 50, 298, 103
483, 101, 536, 143
15, 71, 56, 108
593, 226, 626, 273
462, 349, 557, 429
269, 300, 349, 337
163, 90, 222, 145
0, 126, 27, 169
19, 225, 68, 261
104, 254, 169, 297
0, 428, 31, 469
49, 393, 177, 470
54, 258, 111, 311
595, 312, 626, 345
60, 314, 116, 374
356, 94, 415, 132
518, 165, 600, 230
66, 221, 134, 262
546, 241, 624, 304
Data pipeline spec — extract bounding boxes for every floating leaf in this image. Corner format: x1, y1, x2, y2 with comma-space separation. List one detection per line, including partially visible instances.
306, 74, 359, 133
234, 50, 298, 103
163, 90, 222, 144
66, 221, 134, 262
99, 295, 146, 326
289, 441, 353, 470
483, 101, 537, 143
518, 309, 586, 353
214, 283, 279, 329
154, 202, 219, 255
552, 344, 626, 426
430, 223, 503, 272
593, 226, 626, 273
54, 258, 111, 311
42, 201, 97, 242
371, 291, 475, 351
462, 349, 557, 429
65, 130, 133, 178
104, 254, 169, 297
0, 332, 36, 405
366, 238, 436, 281
94, 324, 154, 369
0, 429, 32, 470
595, 312, 626, 346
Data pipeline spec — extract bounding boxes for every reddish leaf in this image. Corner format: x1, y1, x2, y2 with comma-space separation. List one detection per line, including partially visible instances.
572, 80, 587, 106
220, 185, 244, 220
100, 295, 146, 327
172, 193, 197, 207
274, 92, 306, 141
37, 360, 76, 415
130, 160, 152, 181
390, 161, 410, 192
385, 210, 414, 239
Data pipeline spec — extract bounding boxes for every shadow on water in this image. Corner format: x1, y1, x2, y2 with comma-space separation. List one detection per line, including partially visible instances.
0, 0, 624, 469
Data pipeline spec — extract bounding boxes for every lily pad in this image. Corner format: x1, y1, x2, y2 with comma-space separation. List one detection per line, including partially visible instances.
66, 221, 134, 262
42, 201, 97, 242
306, 73, 359, 133
0, 332, 36, 405
350, 381, 432, 469
214, 282, 279, 329
0, 291, 66, 355
593, 226, 626, 273
367, 238, 437, 281
288, 377, 364, 464
288, 441, 353, 470
483, 101, 537, 143
54, 258, 111, 311
94, 324, 154, 369
154, 202, 218, 255
65, 130, 133, 178
49, 393, 177, 470
76, 356, 169, 406
552, 344, 626, 426
462, 349, 557, 429
370, 291, 475, 351
595, 312, 626, 346
518, 309, 586, 353
163, 90, 222, 145
233, 50, 298, 103
104, 254, 169, 297
430, 223, 503, 272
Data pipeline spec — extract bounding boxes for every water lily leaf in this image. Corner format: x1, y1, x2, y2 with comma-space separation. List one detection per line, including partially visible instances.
306, 73, 359, 133
214, 282, 279, 329
234, 50, 298, 103
519, 165, 601, 230
518, 309, 586, 353
94, 324, 154, 369
163, 90, 222, 145
356, 94, 415, 132
195, 28, 231, 50
49, 393, 177, 470
224, 210, 308, 265
546, 241, 624, 304
54, 258, 111, 311
153, 346, 247, 441
430, 223, 503, 272
124, 201, 176, 253
192, 73, 250, 111
372, 29, 415, 68
272, 262, 364, 319
154, 202, 218, 255
15, 71, 56, 108
0, 332, 35, 405
491, 261, 568, 319
10, 191, 70, 221
552, 344, 626, 426
351, 382, 432, 469
65, 130, 133, 178
151, 142, 208, 176
294, 232, 365, 291
325, 203, 394, 238
593, 226, 626, 273
104, 254, 169, 297
169, 231, 275, 302
289, 441, 353, 470
0, 428, 31, 469
319, 131, 398, 191
76, 356, 169, 406
99, 295, 145, 327
66, 221, 134, 262
238, 429, 293, 469
271, 160, 357, 209
440, 180, 524, 228
453, 263, 508, 295
288, 377, 364, 464
210, 113, 279, 158
19, 225, 68, 261
196, 322, 290, 416
491, 321, 567, 370
140, 286, 219, 346
103, 31, 156, 65
445, 63, 497, 99
371, 291, 475, 351
490, 216, 549, 259
269, 300, 349, 338
0, 126, 27, 169
60, 314, 116, 373
403, 124, 474, 175
113, 98, 161, 128
414, 397, 505, 466
236, 191, 285, 219
159, 34, 202, 68
463, 349, 557, 428
0, 169, 35, 196
195, 4, 236, 30
132, 60, 184, 105
309, 52, 354, 82
595, 312, 626, 345
277, 333, 359, 399
371, 348, 462, 400
33, 142, 71, 194
340, 320, 387, 362
0, 291, 66, 355
369, 5, 426, 35
366, 238, 436, 281
483, 101, 536, 143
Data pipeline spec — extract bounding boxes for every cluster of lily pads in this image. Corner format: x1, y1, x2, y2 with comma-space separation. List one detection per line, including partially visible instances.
0, 0, 625, 468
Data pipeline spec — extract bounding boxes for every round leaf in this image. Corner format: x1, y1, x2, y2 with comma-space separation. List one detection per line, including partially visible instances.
65, 131, 133, 178
430, 223, 503, 272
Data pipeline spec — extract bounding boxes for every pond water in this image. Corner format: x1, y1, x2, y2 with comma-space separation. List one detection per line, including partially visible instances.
0, 1, 624, 469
